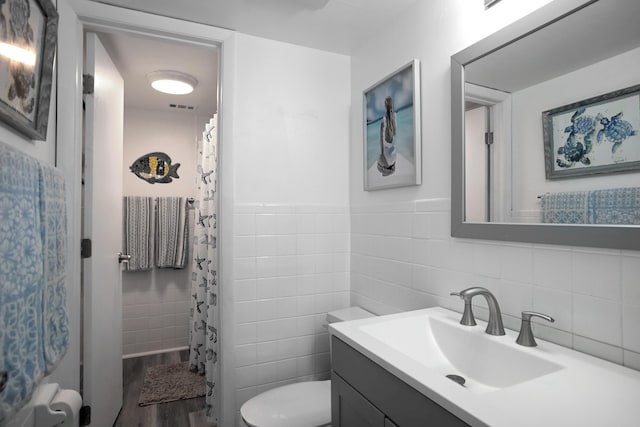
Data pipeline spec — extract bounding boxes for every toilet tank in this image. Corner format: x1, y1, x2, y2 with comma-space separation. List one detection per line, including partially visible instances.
326, 307, 375, 324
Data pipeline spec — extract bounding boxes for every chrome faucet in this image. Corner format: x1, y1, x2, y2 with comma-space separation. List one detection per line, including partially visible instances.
516, 311, 554, 347
450, 287, 505, 336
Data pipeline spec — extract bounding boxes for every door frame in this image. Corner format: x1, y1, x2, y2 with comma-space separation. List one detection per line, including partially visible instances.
464, 83, 512, 223
58, 1, 237, 424
82, 31, 126, 425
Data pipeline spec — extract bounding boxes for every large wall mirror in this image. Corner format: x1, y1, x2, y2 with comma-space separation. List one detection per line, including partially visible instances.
451, 0, 640, 250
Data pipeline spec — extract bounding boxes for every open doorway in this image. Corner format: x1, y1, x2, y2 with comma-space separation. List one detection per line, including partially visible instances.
81, 28, 219, 426
464, 84, 512, 223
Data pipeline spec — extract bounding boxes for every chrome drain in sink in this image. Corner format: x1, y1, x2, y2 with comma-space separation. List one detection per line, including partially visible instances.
446, 374, 466, 387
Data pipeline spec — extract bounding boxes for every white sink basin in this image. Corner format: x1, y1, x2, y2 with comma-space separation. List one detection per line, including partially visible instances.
329, 307, 640, 427
359, 312, 563, 392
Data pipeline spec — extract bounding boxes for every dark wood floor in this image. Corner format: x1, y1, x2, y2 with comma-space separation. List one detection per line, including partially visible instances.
113, 350, 215, 427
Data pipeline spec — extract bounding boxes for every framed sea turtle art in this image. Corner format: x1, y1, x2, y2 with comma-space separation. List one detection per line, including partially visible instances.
363, 59, 422, 191
542, 83, 640, 179
0, 0, 58, 141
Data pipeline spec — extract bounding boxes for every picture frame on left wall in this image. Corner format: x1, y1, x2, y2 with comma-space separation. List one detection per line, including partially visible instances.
363, 59, 422, 191
0, 0, 58, 141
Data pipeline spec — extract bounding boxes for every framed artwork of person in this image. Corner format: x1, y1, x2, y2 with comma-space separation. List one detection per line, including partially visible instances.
363, 59, 422, 191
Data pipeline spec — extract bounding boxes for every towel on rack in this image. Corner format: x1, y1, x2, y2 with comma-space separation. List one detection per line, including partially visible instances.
541, 191, 589, 224
156, 197, 188, 268
123, 196, 154, 271
0, 142, 68, 421
39, 163, 69, 372
541, 187, 640, 225
589, 187, 640, 225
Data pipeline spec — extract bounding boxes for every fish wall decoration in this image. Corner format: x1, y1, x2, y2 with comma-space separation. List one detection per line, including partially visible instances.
130, 152, 180, 184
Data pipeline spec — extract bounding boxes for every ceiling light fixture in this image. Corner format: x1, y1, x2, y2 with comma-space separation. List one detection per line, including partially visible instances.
147, 70, 198, 95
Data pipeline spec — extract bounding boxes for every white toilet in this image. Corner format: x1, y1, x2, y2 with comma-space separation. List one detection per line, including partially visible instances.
240, 306, 375, 427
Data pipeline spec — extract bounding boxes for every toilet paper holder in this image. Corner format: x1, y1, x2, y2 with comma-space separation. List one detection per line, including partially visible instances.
33, 383, 82, 427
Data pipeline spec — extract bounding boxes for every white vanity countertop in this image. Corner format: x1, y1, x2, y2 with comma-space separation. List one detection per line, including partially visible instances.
329, 307, 640, 427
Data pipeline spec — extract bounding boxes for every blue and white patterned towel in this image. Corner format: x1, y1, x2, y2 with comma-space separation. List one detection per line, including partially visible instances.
589, 187, 640, 225
39, 164, 69, 370
542, 187, 640, 225
0, 142, 44, 422
541, 191, 589, 224
0, 142, 68, 422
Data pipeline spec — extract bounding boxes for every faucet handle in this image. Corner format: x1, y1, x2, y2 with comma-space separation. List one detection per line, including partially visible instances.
522, 311, 554, 323
516, 311, 555, 347
450, 291, 477, 326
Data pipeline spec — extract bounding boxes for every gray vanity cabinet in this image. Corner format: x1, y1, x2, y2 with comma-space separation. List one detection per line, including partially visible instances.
332, 373, 386, 426
331, 337, 469, 427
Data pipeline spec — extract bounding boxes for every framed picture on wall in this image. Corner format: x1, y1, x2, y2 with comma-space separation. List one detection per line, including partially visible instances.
0, 0, 58, 140
363, 59, 422, 191
542, 83, 640, 179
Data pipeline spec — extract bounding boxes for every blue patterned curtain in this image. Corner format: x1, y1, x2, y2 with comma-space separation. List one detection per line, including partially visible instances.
189, 115, 219, 421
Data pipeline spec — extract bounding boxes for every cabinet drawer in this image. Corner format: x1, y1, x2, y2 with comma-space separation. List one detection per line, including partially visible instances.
331, 336, 468, 427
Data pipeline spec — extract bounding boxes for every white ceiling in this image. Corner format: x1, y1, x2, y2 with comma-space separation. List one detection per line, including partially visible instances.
92, 0, 420, 114
91, 0, 419, 55
97, 31, 219, 116
465, 0, 640, 93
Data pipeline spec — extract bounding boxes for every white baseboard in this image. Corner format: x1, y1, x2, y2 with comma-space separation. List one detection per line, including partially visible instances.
122, 346, 189, 359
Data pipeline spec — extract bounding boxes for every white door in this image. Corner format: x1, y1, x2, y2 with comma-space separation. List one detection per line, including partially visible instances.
465, 106, 489, 222
83, 32, 124, 427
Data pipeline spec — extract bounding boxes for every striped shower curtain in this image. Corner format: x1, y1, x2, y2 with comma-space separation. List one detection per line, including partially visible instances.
189, 115, 219, 421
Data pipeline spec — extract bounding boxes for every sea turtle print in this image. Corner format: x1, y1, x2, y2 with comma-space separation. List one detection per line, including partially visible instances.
556, 108, 597, 168
596, 112, 637, 153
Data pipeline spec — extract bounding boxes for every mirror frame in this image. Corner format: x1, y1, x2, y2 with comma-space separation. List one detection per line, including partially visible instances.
451, 0, 640, 251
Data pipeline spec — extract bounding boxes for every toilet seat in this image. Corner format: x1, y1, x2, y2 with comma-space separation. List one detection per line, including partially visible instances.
241, 380, 331, 427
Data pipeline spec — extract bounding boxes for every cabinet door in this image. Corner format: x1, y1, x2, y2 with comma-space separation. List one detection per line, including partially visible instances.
332, 337, 469, 427
332, 372, 385, 427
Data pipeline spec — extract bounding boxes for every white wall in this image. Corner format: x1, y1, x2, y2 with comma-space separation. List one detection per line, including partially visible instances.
510, 47, 640, 218
121, 107, 204, 356
49, 0, 83, 401
230, 33, 351, 423
233, 34, 350, 206
123, 108, 204, 197
349, 0, 640, 371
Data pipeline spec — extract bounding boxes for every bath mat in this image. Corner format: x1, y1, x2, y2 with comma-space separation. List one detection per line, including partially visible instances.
138, 362, 205, 406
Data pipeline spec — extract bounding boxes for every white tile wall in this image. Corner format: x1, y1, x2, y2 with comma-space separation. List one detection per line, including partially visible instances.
122, 263, 192, 356
351, 199, 640, 369
233, 203, 350, 411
